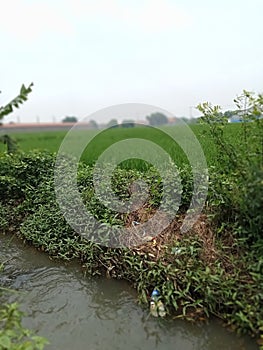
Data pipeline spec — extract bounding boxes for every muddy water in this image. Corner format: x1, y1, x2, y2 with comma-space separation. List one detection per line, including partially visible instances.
0, 234, 258, 350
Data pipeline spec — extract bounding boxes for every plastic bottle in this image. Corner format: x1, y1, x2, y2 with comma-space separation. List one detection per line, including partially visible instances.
150, 289, 166, 317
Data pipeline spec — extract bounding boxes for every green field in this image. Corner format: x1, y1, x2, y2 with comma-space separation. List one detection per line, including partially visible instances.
0, 123, 243, 168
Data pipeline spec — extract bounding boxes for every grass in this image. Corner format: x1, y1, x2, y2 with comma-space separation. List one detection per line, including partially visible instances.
0, 130, 68, 154
0, 123, 244, 168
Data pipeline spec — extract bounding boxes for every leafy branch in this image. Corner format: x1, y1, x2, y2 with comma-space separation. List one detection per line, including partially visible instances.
0, 83, 33, 120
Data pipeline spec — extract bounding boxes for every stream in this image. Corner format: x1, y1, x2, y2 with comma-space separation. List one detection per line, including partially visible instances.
0, 233, 258, 350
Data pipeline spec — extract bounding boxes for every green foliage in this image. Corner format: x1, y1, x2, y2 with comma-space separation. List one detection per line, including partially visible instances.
0, 118, 258, 172
106, 119, 118, 128
121, 120, 135, 128
223, 110, 238, 119
0, 175, 23, 201
0, 151, 54, 186
0, 83, 33, 120
197, 90, 263, 242
0, 203, 13, 231
0, 83, 33, 154
1, 92, 263, 347
0, 135, 18, 154
0, 124, 242, 168
0, 303, 48, 350
0, 131, 69, 154
146, 112, 168, 126
0, 150, 262, 344
89, 120, 98, 129
62, 116, 77, 123
79, 125, 190, 168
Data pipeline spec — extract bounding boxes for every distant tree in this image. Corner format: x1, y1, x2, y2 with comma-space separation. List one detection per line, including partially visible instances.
121, 119, 135, 128
62, 116, 78, 123
107, 119, 118, 128
146, 112, 168, 126
89, 120, 98, 129
224, 110, 237, 119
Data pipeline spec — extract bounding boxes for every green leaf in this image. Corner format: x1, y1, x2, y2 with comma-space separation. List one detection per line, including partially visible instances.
0, 82, 33, 120
0, 335, 11, 348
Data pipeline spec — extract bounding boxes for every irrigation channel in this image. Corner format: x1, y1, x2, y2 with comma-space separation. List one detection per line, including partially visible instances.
0, 233, 258, 350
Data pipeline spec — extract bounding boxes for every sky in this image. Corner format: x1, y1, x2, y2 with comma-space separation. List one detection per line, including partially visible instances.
0, 0, 263, 124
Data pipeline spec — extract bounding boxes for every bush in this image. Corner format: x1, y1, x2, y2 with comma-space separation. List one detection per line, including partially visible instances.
198, 91, 263, 242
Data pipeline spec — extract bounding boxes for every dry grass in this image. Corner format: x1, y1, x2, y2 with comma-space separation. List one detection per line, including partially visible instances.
123, 202, 220, 266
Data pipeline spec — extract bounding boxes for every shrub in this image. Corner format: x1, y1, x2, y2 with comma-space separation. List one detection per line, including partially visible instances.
198, 91, 263, 242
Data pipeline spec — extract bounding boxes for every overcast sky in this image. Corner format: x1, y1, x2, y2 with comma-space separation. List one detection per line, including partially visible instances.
0, 0, 262, 123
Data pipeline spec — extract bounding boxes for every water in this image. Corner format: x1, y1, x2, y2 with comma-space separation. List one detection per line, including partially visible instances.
0, 233, 258, 350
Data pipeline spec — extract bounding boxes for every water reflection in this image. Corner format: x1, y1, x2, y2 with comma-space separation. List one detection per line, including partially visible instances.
0, 234, 257, 350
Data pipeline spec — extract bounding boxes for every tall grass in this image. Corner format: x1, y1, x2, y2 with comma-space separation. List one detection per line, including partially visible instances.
0, 123, 244, 168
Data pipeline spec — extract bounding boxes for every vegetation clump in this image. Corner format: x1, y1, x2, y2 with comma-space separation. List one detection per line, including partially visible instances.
1, 90, 263, 348
0, 301, 48, 350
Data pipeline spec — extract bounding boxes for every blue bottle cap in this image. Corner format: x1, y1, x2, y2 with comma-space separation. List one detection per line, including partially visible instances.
151, 289, 160, 297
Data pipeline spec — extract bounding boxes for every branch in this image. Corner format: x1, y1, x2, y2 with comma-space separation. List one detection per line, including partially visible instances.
0, 83, 33, 120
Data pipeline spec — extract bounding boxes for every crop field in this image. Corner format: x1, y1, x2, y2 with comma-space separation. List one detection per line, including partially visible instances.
0, 123, 243, 168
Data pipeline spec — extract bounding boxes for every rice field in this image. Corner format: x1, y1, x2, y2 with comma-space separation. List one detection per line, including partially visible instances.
0, 123, 243, 168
